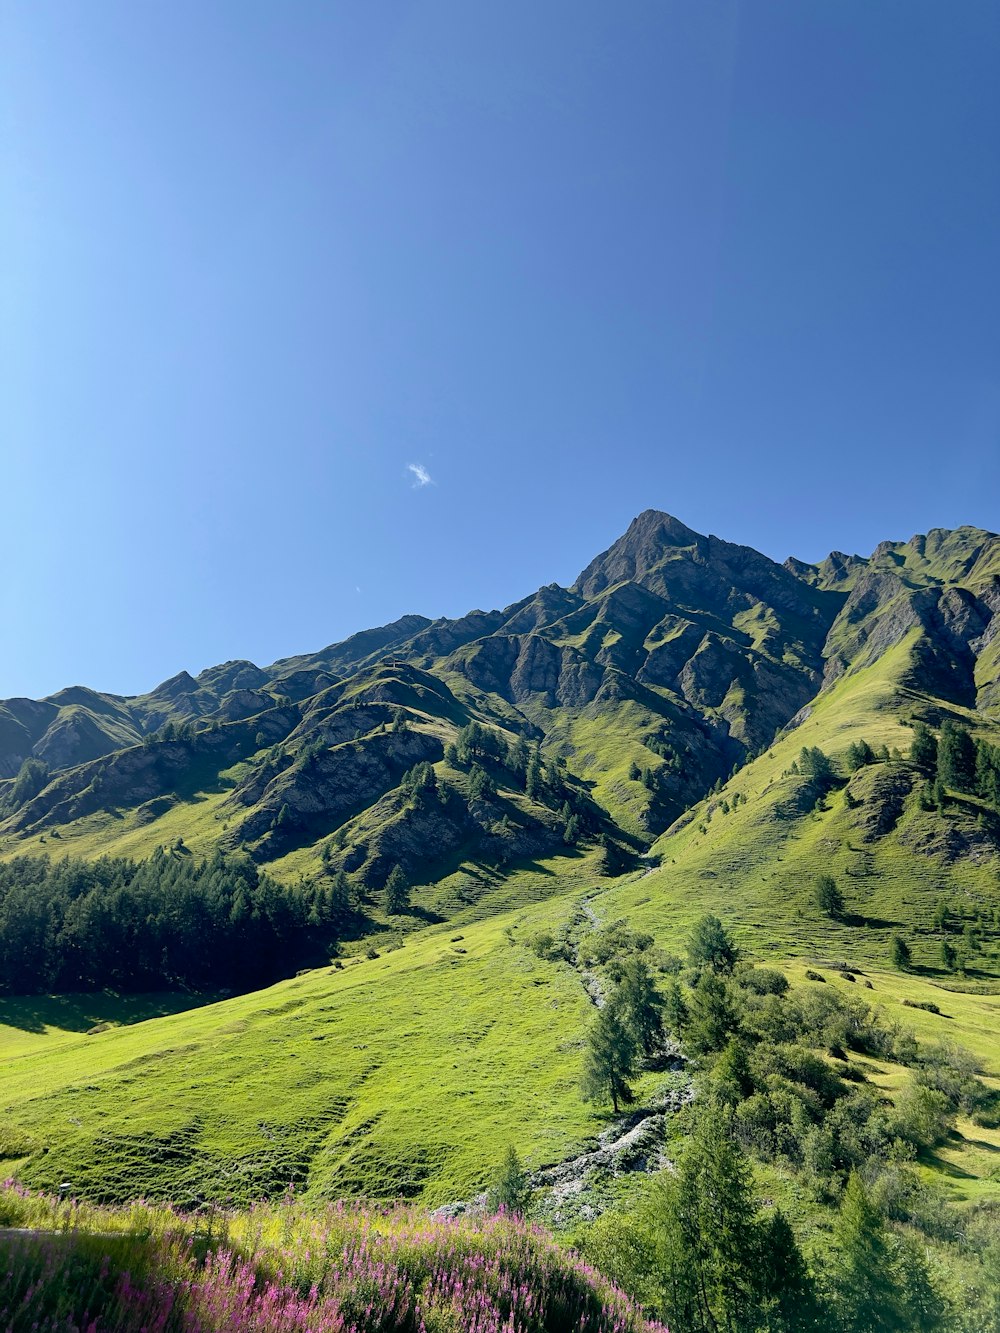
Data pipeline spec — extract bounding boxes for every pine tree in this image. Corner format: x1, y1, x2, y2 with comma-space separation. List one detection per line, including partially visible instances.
581, 995, 639, 1113
616, 956, 665, 1057
685, 969, 739, 1054
562, 813, 580, 845
384, 864, 410, 914
468, 764, 496, 801
975, 738, 1000, 806
486, 1145, 533, 1216
646, 1104, 765, 1333
910, 721, 938, 773
845, 739, 876, 771
663, 978, 689, 1037
828, 1174, 899, 1333
329, 870, 353, 916
815, 874, 845, 919
798, 746, 835, 787
828, 1173, 945, 1333
890, 935, 911, 970
937, 719, 976, 792
687, 914, 739, 972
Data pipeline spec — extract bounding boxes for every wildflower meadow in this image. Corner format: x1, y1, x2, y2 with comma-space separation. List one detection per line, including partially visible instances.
0, 1181, 666, 1333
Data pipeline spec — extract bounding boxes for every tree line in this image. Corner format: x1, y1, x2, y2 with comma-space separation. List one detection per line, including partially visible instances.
0, 849, 352, 994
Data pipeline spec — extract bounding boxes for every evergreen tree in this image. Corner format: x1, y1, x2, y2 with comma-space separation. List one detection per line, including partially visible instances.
616, 956, 665, 1057
467, 764, 496, 801
508, 735, 530, 774
828, 1172, 945, 1333
890, 935, 912, 970
687, 914, 739, 973
798, 746, 836, 787
939, 939, 956, 971
712, 1036, 754, 1107
486, 1145, 533, 1216
937, 719, 976, 792
329, 870, 353, 916
525, 753, 543, 801
814, 874, 845, 919
384, 864, 410, 914
758, 1209, 822, 1331
646, 1104, 765, 1333
581, 995, 639, 1113
975, 738, 1000, 806
910, 721, 938, 773
685, 969, 739, 1055
562, 813, 580, 845
628, 760, 642, 781
663, 977, 689, 1037
828, 1173, 900, 1333
845, 740, 876, 771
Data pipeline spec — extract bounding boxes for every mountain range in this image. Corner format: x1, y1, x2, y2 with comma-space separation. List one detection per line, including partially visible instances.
3, 509, 1000, 1215
2, 511, 999, 887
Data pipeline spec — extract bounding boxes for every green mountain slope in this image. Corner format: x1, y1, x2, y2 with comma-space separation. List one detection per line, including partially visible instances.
3, 510, 1000, 1217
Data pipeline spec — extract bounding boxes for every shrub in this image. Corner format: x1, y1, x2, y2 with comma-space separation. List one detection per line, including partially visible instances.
736, 966, 789, 996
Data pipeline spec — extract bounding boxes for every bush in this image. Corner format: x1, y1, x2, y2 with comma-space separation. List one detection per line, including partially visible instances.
736, 966, 789, 996
528, 931, 572, 963
891, 1081, 955, 1151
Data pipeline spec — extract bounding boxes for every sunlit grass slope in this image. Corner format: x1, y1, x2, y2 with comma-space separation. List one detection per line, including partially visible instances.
1, 895, 602, 1207
4, 631, 1000, 1210
596, 633, 1000, 971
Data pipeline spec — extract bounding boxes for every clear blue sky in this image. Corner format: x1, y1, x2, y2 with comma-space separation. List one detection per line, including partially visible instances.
2, 1, 998, 698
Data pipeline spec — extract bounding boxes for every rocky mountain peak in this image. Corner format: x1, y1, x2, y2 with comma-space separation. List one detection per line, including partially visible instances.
573, 510, 705, 598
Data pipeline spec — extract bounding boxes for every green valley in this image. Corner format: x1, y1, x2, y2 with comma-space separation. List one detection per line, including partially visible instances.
4, 510, 1000, 1330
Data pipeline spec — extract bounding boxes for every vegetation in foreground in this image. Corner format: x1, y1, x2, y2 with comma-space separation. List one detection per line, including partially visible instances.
571, 915, 1000, 1331
0, 1184, 662, 1333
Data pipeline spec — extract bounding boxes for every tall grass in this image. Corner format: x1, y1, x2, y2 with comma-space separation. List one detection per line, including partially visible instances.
0, 1183, 666, 1333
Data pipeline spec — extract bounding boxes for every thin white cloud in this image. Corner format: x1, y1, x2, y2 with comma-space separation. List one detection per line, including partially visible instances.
407, 462, 434, 488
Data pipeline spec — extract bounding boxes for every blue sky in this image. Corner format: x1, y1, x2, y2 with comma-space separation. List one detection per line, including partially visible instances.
2, 1, 998, 698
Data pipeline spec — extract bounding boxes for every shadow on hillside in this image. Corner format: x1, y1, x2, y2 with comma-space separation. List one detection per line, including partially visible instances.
841, 911, 901, 931
920, 1147, 978, 1180
959, 1134, 1000, 1155
0, 991, 215, 1036
400, 905, 444, 925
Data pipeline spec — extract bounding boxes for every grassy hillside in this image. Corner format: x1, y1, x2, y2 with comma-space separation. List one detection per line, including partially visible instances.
3, 866, 999, 1214
3, 512, 1000, 1333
